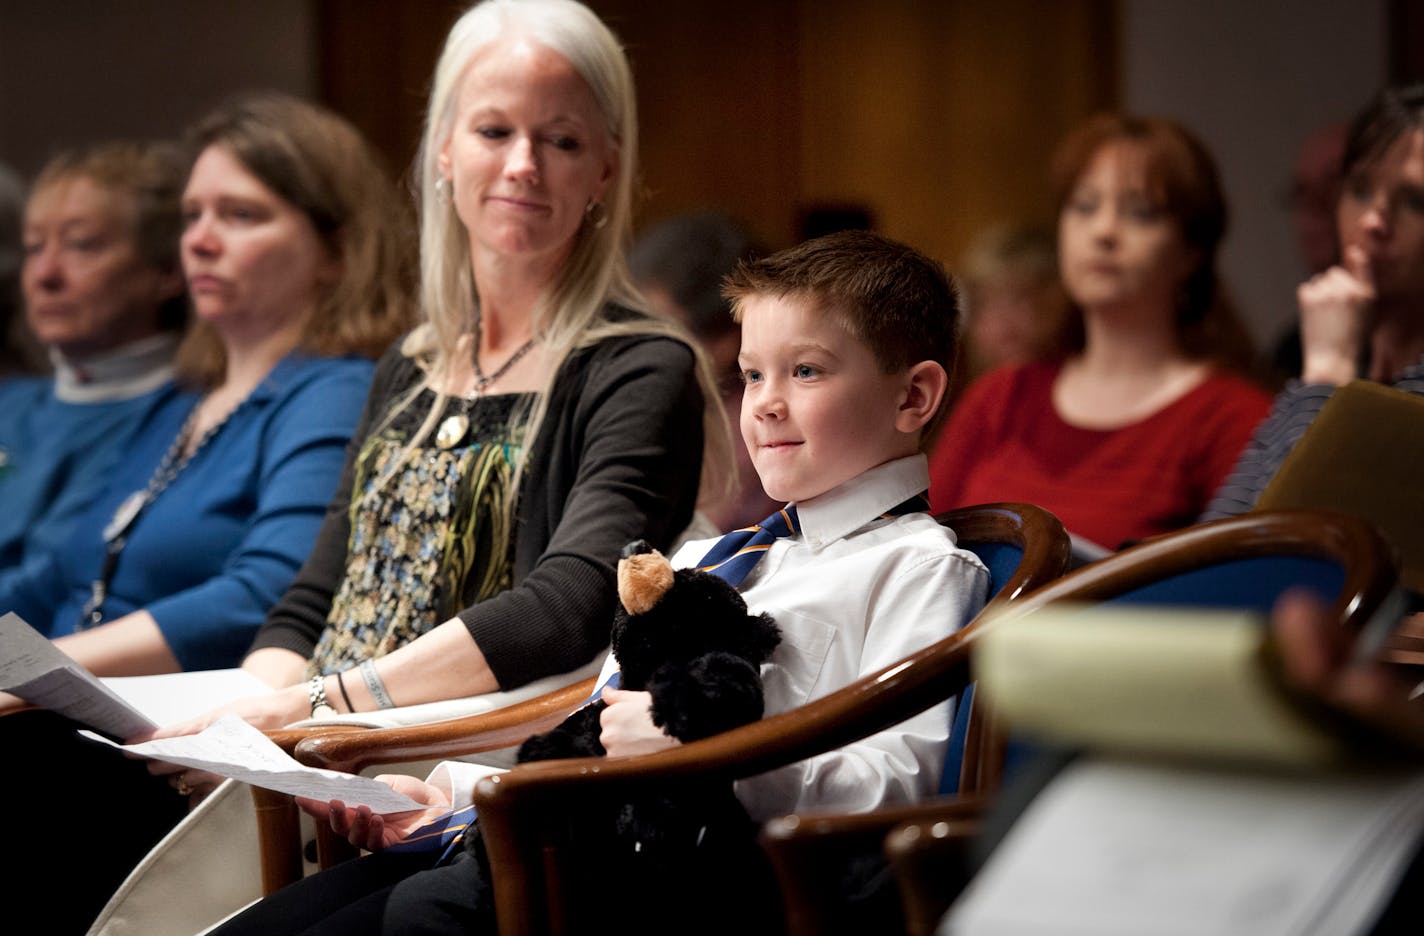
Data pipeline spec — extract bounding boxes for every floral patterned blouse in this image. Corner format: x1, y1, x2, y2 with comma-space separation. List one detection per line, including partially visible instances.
306, 391, 530, 676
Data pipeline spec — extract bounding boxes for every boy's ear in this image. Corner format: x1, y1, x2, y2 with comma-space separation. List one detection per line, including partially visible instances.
894, 361, 949, 435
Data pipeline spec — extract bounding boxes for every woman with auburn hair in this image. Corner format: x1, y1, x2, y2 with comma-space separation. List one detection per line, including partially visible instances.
2, 93, 414, 934
930, 114, 1271, 552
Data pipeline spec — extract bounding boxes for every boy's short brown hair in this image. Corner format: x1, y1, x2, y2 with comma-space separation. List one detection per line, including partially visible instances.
723, 229, 960, 424
724, 230, 959, 373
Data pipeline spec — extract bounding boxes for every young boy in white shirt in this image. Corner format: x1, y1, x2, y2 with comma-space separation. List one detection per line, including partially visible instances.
213, 230, 990, 936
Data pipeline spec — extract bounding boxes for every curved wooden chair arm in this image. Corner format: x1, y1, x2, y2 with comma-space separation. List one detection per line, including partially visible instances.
758, 799, 986, 936
1001, 510, 1396, 627
762, 795, 988, 850
276, 678, 596, 881
250, 723, 369, 893
472, 503, 1069, 935
266, 723, 366, 754
256, 681, 600, 894
293, 677, 598, 774
477, 623, 982, 809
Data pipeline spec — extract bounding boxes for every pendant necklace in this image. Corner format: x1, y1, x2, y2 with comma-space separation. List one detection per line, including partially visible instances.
435, 316, 536, 449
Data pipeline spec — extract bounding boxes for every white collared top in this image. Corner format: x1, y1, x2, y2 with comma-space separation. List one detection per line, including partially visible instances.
435, 454, 990, 821
677, 454, 989, 820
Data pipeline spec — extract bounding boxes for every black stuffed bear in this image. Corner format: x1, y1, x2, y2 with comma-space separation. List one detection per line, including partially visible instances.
519, 539, 781, 758
513, 539, 781, 853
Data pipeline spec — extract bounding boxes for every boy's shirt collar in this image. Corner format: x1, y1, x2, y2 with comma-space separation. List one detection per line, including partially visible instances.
793, 454, 930, 548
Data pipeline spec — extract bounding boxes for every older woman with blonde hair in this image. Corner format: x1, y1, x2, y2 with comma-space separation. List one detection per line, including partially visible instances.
185, 0, 731, 932
26, 0, 724, 929
150, 0, 726, 737
0, 141, 188, 595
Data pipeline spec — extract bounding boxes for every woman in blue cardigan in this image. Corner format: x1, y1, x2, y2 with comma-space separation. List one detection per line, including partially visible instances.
0, 94, 415, 935
0, 94, 415, 675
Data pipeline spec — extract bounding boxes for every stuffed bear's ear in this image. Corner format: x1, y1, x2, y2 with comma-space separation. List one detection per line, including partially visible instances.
617, 548, 674, 615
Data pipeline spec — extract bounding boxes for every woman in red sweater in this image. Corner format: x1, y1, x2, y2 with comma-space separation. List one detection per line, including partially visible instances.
929, 115, 1270, 552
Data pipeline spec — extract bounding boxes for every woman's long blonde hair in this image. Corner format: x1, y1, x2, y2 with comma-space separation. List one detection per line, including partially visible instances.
394, 0, 732, 510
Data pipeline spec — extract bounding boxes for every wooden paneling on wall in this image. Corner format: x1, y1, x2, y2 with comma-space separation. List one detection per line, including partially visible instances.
317, 0, 1118, 268
792, 0, 1117, 264
596, 0, 804, 248
1391, 0, 1424, 84
315, 0, 465, 181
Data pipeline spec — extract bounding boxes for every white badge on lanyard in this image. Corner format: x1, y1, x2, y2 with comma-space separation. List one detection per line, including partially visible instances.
103, 490, 149, 544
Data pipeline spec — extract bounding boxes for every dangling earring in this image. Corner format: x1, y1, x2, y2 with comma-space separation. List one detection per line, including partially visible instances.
435, 176, 450, 205
585, 199, 608, 230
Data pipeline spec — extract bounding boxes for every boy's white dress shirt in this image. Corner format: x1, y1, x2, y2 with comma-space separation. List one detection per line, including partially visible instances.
431, 454, 990, 822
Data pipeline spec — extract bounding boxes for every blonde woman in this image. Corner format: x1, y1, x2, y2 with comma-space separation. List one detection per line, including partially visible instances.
155, 0, 725, 744
43, 2, 722, 925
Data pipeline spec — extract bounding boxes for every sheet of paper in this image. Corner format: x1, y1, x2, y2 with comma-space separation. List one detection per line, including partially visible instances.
0, 611, 154, 738
941, 759, 1424, 936
84, 714, 427, 813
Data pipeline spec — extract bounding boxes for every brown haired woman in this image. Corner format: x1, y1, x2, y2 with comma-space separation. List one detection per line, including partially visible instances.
2, 94, 414, 933
2, 94, 414, 672
929, 114, 1272, 552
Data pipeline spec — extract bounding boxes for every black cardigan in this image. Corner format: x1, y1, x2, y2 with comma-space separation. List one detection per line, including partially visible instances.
248, 326, 704, 690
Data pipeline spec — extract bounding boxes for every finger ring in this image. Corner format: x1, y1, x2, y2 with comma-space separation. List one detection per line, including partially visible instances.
175, 776, 192, 796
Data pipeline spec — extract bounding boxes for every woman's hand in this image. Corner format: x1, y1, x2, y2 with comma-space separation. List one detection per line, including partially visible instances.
599, 686, 679, 758
1298, 245, 1376, 386
0, 691, 30, 715
134, 683, 309, 801
139, 682, 310, 742
296, 775, 452, 852
148, 765, 226, 807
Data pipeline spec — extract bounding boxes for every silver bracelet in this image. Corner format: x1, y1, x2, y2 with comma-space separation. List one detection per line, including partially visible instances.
307, 674, 335, 717
359, 659, 395, 709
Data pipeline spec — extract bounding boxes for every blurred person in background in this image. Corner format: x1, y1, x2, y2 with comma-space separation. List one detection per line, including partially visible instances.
0, 92, 415, 935
0, 142, 188, 593
1205, 84, 1424, 520
950, 222, 1067, 399
629, 210, 775, 529
931, 114, 1270, 552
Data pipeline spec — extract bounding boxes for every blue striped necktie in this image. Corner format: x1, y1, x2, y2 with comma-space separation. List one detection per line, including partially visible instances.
693, 505, 800, 586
